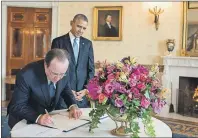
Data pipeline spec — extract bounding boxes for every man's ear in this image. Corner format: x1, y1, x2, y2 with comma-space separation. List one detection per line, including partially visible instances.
70, 20, 73, 26
44, 61, 48, 69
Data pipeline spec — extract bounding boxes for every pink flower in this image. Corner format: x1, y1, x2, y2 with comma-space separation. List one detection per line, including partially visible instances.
114, 83, 127, 94
146, 77, 152, 83
104, 83, 114, 97
107, 73, 115, 81
141, 97, 150, 109
115, 98, 124, 107
137, 83, 146, 91
87, 79, 101, 100
151, 99, 166, 114
129, 78, 137, 87
130, 73, 140, 81
107, 65, 115, 74
131, 87, 141, 99
137, 65, 149, 75
140, 74, 147, 82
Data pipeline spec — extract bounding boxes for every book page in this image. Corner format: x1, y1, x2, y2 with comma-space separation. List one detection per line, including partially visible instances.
58, 108, 108, 121
11, 124, 62, 137
47, 114, 89, 131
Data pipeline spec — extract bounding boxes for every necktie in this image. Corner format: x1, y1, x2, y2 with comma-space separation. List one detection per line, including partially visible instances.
49, 82, 55, 100
73, 37, 79, 63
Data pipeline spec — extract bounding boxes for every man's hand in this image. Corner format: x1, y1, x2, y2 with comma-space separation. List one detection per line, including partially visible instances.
69, 106, 82, 119
37, 114, 54, 126
72, 90, 81, 101
76, 89, 87, 101
72, 90, 77, 96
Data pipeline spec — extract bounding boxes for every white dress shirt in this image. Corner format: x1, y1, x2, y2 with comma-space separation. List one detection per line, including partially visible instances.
69, 31, 80, 51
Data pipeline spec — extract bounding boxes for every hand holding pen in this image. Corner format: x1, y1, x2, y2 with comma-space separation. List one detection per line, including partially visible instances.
45, 109, 55, 125
37, 109, 55, 126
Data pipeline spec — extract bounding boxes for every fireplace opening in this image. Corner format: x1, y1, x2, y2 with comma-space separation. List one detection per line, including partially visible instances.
177, 76, 198, 118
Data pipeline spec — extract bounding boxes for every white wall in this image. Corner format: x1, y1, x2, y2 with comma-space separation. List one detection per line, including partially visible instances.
1, 1, 183, 101
58, 2, 183, 64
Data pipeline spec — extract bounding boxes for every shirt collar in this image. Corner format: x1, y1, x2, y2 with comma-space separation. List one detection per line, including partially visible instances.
47, 79, 56, 89
106, 22, 111, 27
69, 31, 79, 43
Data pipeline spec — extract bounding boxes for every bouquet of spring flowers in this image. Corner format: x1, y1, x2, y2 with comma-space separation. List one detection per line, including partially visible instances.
87, 56, 167, 137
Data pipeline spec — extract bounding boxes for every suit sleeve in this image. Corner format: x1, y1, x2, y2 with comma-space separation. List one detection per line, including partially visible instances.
9, 74, 40, 123
51, 39, 60, 49
61, 78, 77, 106
85, 41, 95, 87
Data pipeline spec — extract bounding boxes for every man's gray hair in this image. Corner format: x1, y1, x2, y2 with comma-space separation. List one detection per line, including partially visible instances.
45, 48, 70, 67
73, 14, 88, 23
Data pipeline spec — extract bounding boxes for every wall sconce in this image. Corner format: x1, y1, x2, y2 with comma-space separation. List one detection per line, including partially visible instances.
149, 6, 164, 31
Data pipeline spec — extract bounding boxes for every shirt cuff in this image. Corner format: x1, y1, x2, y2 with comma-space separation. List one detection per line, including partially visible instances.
35, 115, 42, 123
68, 104, 78, 110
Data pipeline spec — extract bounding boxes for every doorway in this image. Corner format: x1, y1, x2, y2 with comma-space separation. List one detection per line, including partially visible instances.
6, 7, 52, 100
6, 7, 52, 76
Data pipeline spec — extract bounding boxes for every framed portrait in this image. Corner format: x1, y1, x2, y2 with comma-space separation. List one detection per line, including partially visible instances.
182, 2, 198, 56
93, 6, 123, 41
188, 1, 198, 9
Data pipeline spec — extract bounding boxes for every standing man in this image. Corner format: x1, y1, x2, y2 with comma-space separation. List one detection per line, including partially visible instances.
51, 14, 95, 108
7, 49, 82, 129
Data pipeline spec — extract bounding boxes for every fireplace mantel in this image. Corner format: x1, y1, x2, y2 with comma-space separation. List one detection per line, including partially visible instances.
163, 56, 198, 67
162, 56, 198, 112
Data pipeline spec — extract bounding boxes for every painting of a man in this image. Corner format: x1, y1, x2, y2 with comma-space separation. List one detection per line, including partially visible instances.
98, 13, 118, 37
93, 6, 122, 40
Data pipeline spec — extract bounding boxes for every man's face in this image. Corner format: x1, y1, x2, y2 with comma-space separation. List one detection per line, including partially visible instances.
70, 19, 88, 38
44, 58, 69, 83
106, 15, 112, 23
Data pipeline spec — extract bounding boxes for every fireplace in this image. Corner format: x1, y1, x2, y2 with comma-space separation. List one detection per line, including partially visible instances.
177, 76, 198, 117
162, 56, 198, 115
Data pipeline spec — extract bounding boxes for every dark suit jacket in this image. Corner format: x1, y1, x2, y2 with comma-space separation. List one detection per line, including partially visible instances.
7, 60, 76, 128
51, 33, 95, 107
103, 23, 118, 37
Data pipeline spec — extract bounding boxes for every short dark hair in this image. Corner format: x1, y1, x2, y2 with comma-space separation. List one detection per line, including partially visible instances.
105, 13, 112, 20
44, 49, 70, 67
73, 14, 88, 23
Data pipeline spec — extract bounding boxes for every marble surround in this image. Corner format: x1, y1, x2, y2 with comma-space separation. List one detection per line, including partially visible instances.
162, 56, 198, 112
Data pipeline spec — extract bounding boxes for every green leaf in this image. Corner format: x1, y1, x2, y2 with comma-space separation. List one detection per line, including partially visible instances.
144, 90, 150, 99
107, 105, 120, 117
132, 100, 140, 106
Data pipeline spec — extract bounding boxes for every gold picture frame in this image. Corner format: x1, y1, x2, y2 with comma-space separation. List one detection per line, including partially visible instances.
182, 2, 198, 56
93, 6, 123, 41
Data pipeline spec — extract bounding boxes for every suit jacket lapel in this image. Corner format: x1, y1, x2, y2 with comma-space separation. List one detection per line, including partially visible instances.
40, 73, 51, 106
65, 34, 76, 64
77, 38, 85, 67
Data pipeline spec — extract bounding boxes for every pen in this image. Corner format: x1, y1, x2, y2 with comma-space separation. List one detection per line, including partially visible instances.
45, 109, 55, 125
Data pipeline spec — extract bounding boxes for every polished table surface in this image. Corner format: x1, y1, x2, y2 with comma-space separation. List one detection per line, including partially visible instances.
11, 109, 172, 137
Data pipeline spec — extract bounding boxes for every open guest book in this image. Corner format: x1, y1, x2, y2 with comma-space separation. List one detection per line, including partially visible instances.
47, 108, 108, 132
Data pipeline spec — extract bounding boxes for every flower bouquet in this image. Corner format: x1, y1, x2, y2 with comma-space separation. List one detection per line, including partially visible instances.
87, 56, 167, 137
